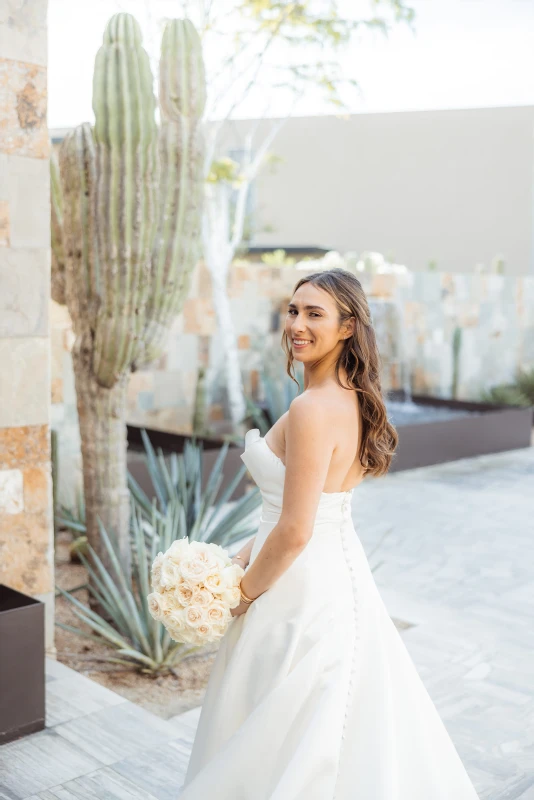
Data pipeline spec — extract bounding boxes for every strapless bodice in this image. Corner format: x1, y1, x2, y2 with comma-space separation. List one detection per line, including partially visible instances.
240, 427, 353, 525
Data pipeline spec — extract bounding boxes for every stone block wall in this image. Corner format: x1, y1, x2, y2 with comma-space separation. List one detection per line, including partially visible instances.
51, 259, 534, 511
0, 1, 55, 654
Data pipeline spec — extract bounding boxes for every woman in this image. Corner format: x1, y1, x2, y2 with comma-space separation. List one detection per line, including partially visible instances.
179, 269, 480, 799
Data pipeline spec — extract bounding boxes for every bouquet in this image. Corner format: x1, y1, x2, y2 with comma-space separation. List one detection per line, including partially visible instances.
147, 537, 245, 645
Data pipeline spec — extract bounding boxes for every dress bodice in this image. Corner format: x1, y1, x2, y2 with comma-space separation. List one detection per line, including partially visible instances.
240, 427, 353, 525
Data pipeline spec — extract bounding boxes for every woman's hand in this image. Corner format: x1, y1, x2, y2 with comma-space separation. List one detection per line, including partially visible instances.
229, 555, 251, 617
230, 597, 251, 617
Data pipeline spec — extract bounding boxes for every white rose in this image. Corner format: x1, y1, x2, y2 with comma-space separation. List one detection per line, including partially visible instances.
176, 581, 194, 607
204, 569, 224, 594
206, 600, 231, 625
180, 554, 211, 585
205, 542, 231, 569
220, 585, 241, 608
191, 587, 214, 607
158, 590, 182, 619
150, 553, 165, 592
189, 540, 218, 564
222, 563, 244, 589
167, 622, 195, 644
166, 608, 187, 629
166, 537, 190, 564
210, 624, 227, 640
159, 558, 182, 591
194, 622, 214, 639
147, 591, 165, 620
185, 605, 207, 628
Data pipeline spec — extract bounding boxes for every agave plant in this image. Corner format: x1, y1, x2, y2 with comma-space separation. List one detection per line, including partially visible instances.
56, 507, 203, 673
129, 429, 261, 551
57, 430, 261, 545
55, 430, 261, 671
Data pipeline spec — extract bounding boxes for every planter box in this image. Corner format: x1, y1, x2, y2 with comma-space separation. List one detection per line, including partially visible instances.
387, 394, 533, 472
127, 395, 533, 486
0, 584, 45, 744
127, 425, 250, 500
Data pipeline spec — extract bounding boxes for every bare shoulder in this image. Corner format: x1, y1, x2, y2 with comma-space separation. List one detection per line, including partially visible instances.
288, 385, 360, 444
288, 389, 327, 419
287, 389, 336, 441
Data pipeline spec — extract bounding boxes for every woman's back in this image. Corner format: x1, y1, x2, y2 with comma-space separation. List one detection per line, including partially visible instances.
264, 385, 367, 494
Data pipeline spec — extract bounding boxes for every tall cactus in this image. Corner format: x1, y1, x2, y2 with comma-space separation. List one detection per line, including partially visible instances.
52, 13, 206, 590
140, 18, 206, 363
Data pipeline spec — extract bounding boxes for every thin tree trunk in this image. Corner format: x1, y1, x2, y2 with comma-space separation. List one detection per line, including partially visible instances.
72, 338, 131, 614
202, 181, 247, 428
211, 272, 247, 427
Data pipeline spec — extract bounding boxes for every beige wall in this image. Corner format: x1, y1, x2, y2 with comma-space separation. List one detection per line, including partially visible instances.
226, 106, 534, 275
0, 1, 55, 654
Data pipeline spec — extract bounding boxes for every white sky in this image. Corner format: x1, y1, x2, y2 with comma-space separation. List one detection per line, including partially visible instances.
48, 0, 534, 130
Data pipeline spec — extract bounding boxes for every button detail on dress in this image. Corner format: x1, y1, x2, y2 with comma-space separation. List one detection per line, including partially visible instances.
334, 495, 360, 798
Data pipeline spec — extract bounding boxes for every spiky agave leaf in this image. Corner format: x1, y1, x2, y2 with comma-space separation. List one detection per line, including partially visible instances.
54, 515, 199, 673
131, 429, 261, 549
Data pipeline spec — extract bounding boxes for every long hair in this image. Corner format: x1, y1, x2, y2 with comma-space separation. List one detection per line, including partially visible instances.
281, 268, 398, 478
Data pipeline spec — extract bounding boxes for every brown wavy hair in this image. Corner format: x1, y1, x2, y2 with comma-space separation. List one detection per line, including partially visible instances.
281, 268, 398, 478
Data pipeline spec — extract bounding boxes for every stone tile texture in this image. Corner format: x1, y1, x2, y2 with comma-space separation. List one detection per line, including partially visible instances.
2, 447, 533, 799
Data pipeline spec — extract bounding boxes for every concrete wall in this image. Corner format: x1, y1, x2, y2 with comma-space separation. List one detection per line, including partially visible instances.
225, 106, 534, 275
0, 1, 55, 654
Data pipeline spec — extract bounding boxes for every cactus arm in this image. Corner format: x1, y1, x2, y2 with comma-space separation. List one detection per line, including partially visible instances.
50, 147, 67, 305
58, 123, 99, 335
91, 13, 159, 387
138, 18, 206, 365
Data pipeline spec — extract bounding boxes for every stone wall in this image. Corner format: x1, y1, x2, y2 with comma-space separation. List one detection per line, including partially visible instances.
0, 1, 55, 654
123, 261, 534, 421
51, 258, 534, 510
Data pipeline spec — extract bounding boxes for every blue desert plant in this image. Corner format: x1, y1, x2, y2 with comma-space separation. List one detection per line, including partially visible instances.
55, 431, 261, 673
56, 509, 202, 675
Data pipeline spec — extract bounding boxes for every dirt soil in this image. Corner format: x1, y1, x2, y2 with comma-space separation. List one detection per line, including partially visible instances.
54, 529, 219, 719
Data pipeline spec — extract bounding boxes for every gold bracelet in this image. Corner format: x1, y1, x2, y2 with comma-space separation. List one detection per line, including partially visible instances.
240, 584, 255, 604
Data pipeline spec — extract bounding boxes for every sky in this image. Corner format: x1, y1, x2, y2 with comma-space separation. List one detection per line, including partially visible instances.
47, 0, 534, 130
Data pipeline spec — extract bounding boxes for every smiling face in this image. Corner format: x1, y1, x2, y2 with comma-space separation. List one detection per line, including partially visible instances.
284, 282, 353, 364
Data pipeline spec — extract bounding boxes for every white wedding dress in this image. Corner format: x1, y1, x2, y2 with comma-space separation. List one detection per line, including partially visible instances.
179, 428, 480, 799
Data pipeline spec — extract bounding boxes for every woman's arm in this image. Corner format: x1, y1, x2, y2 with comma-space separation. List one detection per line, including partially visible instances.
239, 393, 335, 601
231, 535, 255, 568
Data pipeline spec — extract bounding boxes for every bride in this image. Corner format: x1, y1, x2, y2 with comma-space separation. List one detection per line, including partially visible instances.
179, 268, 480, 799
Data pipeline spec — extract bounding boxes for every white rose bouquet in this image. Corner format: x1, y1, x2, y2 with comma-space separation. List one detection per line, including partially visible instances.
147, 537, 245, 645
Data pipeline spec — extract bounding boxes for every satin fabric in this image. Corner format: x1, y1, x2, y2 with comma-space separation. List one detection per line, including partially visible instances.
179, 428, 480, 799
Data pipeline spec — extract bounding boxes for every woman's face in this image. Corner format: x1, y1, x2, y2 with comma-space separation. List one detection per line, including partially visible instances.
284, 283, 351, 363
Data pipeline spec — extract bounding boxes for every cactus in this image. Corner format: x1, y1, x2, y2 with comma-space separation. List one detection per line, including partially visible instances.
52, 13, 206, 587
451, 325, 462, 399
50, 148, 66, 305
141, 18, 206, 363
192, 365, 208, 435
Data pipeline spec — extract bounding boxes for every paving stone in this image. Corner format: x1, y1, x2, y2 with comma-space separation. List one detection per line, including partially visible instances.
2, 446, 533, 799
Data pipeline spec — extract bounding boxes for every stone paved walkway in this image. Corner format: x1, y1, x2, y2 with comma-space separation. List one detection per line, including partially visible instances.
1, 445, 533, 799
